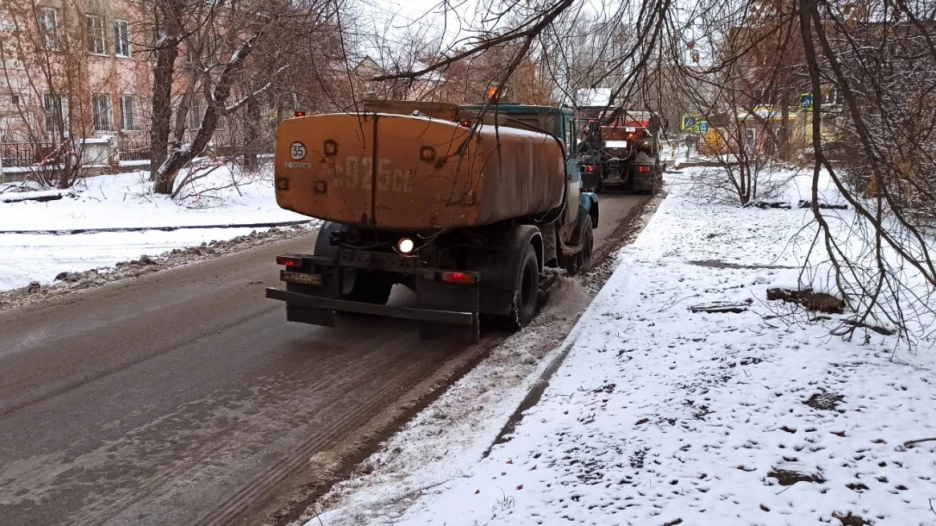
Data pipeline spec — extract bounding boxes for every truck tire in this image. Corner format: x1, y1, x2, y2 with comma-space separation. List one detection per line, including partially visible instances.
343, 272, 394, 305
496, 242, 539, 330
560, 215, 594, 276
313, 221, 345, 258
314, 221, 393, 305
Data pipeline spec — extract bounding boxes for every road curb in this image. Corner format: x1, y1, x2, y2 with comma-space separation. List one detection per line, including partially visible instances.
0, 220, 315, 236
482, 195, 660, 454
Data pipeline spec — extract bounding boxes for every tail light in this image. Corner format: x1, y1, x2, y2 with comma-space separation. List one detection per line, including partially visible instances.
294, 111, 306, 117
442, 271, 477, 284
637, 166, 652, 172
584, 165, 595, 172
459, 119, 472, 127
276, 255, 303, 267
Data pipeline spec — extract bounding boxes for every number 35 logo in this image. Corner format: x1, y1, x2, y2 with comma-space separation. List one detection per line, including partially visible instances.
290, 142, 306, 160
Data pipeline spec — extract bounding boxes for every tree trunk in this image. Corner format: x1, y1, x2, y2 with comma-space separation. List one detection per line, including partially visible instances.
779, 99, 790, 161
154, 32, 264, 194
243, 94, 260, 171
150, 37, 180, 181
149, 3, 182, 182
172, 88, 194, 154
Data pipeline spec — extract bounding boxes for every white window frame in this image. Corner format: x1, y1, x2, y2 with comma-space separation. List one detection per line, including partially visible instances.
203, 32, 220, 67
43, 93, 69, 136
745, 128, 756, 148
92, 93, 114, 132
119, 94, 138, 131
188, 96, 206, 132
38, 8, 59, 51
115, 20, 131, 57
87, 15, 107, 55
184, 34, 197, 65
185, 31, 220, 67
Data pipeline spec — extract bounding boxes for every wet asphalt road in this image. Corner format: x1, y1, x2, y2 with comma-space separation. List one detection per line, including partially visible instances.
0, 194, 645, 526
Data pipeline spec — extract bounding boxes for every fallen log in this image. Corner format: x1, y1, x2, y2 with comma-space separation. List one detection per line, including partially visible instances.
767, 287, 845, 314
689, 299, 753, 314
744, 201, 792, 210
798, 200, 849, 210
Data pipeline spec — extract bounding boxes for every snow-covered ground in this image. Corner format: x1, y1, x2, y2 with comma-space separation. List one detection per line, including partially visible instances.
0, 164, 309, 291
310, 168, 936, 526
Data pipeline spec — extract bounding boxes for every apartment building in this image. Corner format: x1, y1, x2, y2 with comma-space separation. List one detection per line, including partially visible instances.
0, 0, 232, 168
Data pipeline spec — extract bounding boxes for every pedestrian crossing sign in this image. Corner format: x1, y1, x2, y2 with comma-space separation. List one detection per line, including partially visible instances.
681, 114, 699, 131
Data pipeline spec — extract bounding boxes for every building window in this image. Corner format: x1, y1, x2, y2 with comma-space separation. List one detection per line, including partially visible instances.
10, 94, 19, 106
188, 96, 206, 131
115, 20, 131, 57
87, 15, 106, 55
92, 93, 114, 132
745, 128, 756, 148
119, 95, 138, 131
202, 32, 220, 67
185, 32, 220, 67
184, 34, 197, 65
38, 8, 59, 50
44, 93, 68, 135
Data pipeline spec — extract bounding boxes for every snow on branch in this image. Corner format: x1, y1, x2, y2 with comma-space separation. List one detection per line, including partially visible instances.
371, 0, 575, 82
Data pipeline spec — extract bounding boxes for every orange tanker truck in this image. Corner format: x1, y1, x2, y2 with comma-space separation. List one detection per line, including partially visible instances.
265, 100, 599, 343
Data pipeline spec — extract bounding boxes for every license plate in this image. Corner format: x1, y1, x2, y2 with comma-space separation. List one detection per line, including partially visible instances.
281, 270, 322, 286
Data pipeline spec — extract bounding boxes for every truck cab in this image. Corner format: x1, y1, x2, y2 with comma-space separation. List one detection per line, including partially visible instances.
456, 104, 597, 230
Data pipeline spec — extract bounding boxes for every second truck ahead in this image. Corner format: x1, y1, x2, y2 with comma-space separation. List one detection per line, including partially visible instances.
578, 108, 663, 195
265, 99, 599, 343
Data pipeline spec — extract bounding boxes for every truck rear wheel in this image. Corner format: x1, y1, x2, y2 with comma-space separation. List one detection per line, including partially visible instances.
496, 242, 539, 330
343, 272, 394, 305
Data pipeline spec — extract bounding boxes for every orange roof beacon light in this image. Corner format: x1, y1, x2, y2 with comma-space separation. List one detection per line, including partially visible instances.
487, 87, 500, 102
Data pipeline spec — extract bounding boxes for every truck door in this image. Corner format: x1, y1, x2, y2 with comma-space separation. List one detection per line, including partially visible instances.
563, 115, 581, 225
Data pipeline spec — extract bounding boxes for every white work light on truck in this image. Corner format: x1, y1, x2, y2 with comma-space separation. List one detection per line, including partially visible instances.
397, 237, 415, 254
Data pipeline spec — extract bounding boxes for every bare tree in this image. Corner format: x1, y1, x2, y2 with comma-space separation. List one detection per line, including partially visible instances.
0, 0, 98, 189
366, 0, 935, 347
142, 0, 344, 195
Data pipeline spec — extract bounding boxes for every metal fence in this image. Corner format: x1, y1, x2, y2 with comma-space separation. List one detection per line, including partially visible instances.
0, 142, 54, 167
118, 138, 151, 162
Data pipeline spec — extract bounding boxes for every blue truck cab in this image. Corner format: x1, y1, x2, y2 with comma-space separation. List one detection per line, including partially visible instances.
456, 103, 600, 249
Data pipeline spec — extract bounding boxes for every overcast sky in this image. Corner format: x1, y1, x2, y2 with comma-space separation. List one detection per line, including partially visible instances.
354, 0, 482, 59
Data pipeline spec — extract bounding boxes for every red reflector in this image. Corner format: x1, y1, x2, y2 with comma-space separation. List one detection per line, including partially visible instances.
276, 256, 302, 267
442, 271, 476, 284
638, 166, 651, 172
460, 120, 472, 127
294, 111, 306, 117
584, 165, 595, 172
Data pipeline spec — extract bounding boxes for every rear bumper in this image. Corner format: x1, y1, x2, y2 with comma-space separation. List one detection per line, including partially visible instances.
267, 250, 480, 343
265, 288, 475, 326
630, 165, 657, 191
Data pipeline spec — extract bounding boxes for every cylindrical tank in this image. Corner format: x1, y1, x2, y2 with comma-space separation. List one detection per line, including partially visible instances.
273, 113, 566, 231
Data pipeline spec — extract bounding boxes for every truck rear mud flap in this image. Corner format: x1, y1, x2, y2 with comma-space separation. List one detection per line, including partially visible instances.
266, 279, 480, 344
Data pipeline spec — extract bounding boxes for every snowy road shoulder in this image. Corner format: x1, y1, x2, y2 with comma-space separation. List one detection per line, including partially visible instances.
0, 166, 310, 292
309, 171, 936, 526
